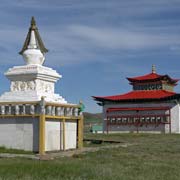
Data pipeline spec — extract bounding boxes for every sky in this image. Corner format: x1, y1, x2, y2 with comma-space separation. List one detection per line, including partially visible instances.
0, 0, 180, 113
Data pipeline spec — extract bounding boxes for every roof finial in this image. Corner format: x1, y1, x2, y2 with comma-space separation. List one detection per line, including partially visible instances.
19, 16, 48, 56
31, 16, 36, 29
152, 64, 156, 74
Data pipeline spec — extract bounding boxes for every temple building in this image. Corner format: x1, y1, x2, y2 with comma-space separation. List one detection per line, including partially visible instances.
0, 17, 83, 155
93, 65, 180, 133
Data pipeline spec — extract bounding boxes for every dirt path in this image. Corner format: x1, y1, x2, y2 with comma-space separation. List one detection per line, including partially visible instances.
47, 143, 131, 159
0, 143, 132, 160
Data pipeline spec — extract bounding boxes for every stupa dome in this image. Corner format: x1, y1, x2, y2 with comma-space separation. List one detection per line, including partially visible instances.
22, 48, 45, 65
19, 17, 48, 65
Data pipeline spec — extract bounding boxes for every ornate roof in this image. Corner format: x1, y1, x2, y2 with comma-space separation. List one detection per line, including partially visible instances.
127, 73, 178, 83
93, 65, 180, 104
19, 16, 48, 55
93, 90, 177, 102
127, 65, 178, 84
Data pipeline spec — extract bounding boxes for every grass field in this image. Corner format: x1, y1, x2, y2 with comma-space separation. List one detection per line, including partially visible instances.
0, 133, 180, 180
0, 146, 34, 154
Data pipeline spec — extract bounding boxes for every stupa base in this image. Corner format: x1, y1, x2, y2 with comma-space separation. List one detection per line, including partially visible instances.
0, 91, 67, 103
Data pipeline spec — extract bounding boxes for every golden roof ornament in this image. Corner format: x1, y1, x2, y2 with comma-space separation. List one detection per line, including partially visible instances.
152, 64, 156, 74
31, 16, 36, 29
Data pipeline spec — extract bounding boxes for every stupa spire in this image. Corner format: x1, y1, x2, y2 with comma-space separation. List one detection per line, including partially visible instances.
19, 17, 48, 65
19, 16, 48, 55
31, 16, 36, 29
152, 64, 156, 74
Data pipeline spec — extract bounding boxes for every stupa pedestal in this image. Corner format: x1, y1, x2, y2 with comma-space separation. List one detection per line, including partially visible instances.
0, 64, 67, 103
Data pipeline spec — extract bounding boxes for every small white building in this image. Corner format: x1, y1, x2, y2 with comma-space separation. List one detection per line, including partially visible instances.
93, 65, 180, 134
0, 17, 83, 154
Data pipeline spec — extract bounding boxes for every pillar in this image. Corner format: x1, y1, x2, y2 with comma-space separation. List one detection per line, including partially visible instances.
62, 118, 66, 151
77, 115, 83, 148
39, 97, 46, 155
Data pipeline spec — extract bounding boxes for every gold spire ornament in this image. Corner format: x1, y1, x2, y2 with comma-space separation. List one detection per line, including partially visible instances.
31, 16, 36, 29
19, 16, 48, 55
152, 64, 156, 74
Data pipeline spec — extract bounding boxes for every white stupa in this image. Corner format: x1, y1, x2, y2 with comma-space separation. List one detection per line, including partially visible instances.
0, 17, 83, 154
0, 17, 67, 103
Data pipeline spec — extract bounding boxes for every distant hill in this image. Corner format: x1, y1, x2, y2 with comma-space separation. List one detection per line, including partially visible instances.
83, 112, 102, 133
83, 112, 102, 124
83, 112, 102, 121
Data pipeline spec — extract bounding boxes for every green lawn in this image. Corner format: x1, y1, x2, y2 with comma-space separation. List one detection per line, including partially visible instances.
0, 134, 180, 180
0, 146, 34, 154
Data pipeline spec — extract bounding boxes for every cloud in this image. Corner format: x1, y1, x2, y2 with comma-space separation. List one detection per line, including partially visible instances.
4, 0, 180, 9
30, 23, 180, 67
2, 0, 180, 23
0, 22, 180, 67
68, 24, 180, 50
0, 0, 180, 68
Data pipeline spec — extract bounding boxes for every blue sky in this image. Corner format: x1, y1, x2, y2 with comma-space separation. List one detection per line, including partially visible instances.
0, 0, 180, 113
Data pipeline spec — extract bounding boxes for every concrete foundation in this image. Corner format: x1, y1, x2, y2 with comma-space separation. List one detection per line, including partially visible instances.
0, 117, 39, 151
0, 117, 78, 152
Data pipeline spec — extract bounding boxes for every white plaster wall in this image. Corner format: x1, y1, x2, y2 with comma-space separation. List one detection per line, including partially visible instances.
171, 104, 180, 133
65, 121, 77, 150
165, 124, 170, 133
0, 117, 39, 151
45, 120, 77, 151
45, 120, 61, 151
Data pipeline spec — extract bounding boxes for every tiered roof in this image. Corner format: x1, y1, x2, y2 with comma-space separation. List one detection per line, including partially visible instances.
93, 65, 180, 103
127, 73, 178, 84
